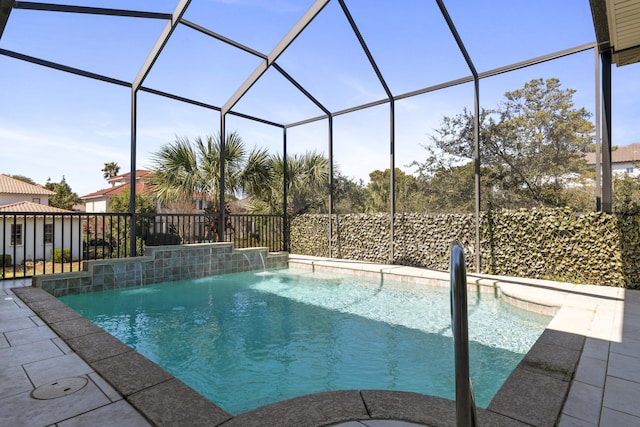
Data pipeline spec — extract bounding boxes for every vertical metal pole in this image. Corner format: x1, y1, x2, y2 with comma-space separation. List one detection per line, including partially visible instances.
328, 115, 334, 258
283, 127, 289, 252
601, 50, 613, 213
218, 115, 226, 241
389, 101, 396, 264
594, 46, 602, 211
473, 79, 481, 273
129, 89, 138, 257
450, 242, 477, 427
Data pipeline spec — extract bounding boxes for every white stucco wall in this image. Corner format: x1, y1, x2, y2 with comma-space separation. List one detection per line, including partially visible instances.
0, 217, 82, 264
0, 194, 50, 206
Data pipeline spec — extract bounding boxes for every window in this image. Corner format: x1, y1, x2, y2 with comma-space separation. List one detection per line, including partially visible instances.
197, 200, 204, 210
32, 198, 40, 204
626, 166, 634, 174
44, 223, 53, 244
11, 224, 22, 245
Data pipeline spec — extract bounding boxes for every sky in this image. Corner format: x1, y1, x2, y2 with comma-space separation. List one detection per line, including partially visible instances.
0, 0, 639, 198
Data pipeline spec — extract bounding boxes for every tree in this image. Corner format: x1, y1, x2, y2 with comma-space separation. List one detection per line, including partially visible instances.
365, 168, 428, 213
150, 132, 332, 216
334, 172, 367, 214
413, 78, 594, 210
149, 132, 267, 210
102, 162, 120, 180
44, 176, 81, 210
109, 189, 156, 214
246, 151, 330, 215
8, 175, 36, 185
107, 189, 158, 256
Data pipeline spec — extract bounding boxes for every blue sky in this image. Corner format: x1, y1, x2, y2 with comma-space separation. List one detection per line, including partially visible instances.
0, 0, 638, 198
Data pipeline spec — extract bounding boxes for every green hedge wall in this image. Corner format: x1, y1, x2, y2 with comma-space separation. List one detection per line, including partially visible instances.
290, 208, 640, 288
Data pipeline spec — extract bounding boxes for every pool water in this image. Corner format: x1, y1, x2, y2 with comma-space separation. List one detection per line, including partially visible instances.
60, 269, 551, 415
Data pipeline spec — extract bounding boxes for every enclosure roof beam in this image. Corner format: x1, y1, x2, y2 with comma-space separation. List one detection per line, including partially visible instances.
338, 0, 393, 100
285, 42, 595, 129
12, 1, 171, 20
181, 19, 267, 60
0, 46, 285, 130
221, 0, 329, 116
436, 0, 477, 78
132, 0, 191, 91
272, 63, 330, 116
0, 48, 131, 87
0, 0, 14, 38
478, 42, 596, 80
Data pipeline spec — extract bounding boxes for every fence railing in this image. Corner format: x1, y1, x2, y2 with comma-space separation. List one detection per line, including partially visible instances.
1, 212, 285, 280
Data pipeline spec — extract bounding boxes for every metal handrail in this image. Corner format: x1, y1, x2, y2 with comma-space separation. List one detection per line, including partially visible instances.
450, 242, 477, 427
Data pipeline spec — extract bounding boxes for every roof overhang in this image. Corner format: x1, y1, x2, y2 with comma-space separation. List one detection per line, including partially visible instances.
590, 0, 640, 66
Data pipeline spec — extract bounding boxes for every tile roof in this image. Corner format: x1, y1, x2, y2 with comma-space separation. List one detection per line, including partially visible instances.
584, 142, 640, 165
0, 174, 56, 195
81, 183, 150, 199
0, 201, 73, 213
107, 170, 153, 185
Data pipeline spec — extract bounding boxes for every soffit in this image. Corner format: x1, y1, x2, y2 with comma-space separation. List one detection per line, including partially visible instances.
592, 0, 640, 66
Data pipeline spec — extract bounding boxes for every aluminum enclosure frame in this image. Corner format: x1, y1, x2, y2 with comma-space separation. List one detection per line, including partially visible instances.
0, 1, 611, 270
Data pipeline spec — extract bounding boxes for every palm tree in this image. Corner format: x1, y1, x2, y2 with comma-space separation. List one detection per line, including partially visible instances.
246, 151, 330, 215
149, 132, 330, 216
101, 162, 120, 180
149, 132, 269, 209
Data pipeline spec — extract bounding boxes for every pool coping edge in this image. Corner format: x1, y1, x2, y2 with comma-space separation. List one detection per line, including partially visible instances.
14, 253, 626, 426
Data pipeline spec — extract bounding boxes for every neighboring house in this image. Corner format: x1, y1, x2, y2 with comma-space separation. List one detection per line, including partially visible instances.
585, 142, 640, 178
0, 174, 80, 264
82, 170, 154, 213
81, 170, 209, 214
0, 173, 55, 206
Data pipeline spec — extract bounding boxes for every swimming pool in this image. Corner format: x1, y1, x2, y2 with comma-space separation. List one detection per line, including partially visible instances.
60, 268, 551, 415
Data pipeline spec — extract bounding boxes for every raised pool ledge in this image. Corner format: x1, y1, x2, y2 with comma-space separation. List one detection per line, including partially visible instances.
20, 253, 626, 426
31, 243, 287, 297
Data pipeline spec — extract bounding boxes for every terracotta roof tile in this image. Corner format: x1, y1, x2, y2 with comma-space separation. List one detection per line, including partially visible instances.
584, 142, 640, 165
0, 174, 56, 195
81, 182, 151, 199
0, 201, 73, 213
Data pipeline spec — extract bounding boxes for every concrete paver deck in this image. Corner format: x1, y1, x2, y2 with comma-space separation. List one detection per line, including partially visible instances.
0, 279, 151, 427
2, 256, 640, 426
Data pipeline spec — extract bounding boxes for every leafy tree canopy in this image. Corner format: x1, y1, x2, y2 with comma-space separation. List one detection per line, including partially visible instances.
45, 176, 82, 210
412, 78, 594, 210
365, 168, 428, 213
8, 175, 36, 185
334, 172, 367, 214
109, 189, 157, 214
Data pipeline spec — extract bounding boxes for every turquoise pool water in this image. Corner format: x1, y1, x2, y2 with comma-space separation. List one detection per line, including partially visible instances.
60, 269, 551, 415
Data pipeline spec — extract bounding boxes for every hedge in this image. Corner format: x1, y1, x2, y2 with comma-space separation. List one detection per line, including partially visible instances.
0, 254, 11, 267
51, 248, 71, 263
290, 208, 639, 288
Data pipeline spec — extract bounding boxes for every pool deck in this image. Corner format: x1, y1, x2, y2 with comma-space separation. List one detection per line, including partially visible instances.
1, 255, 639, 426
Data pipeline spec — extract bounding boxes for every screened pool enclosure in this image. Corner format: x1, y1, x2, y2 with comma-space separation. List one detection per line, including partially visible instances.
1, 0, 639, 272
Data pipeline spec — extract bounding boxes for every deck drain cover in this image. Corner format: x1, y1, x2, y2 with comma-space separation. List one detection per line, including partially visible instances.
31, 377, 88, 400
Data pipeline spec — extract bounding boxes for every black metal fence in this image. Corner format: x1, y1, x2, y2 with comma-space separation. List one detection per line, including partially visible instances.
1, 212, 285, 280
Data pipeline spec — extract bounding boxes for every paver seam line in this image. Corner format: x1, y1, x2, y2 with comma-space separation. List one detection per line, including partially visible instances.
597, 301, 614, 427
358, 390, 373, 420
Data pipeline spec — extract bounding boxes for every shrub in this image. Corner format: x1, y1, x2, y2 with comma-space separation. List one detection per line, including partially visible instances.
145, 232, 181, 246
51, 248, 71, 263
0, 254, 11, 267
